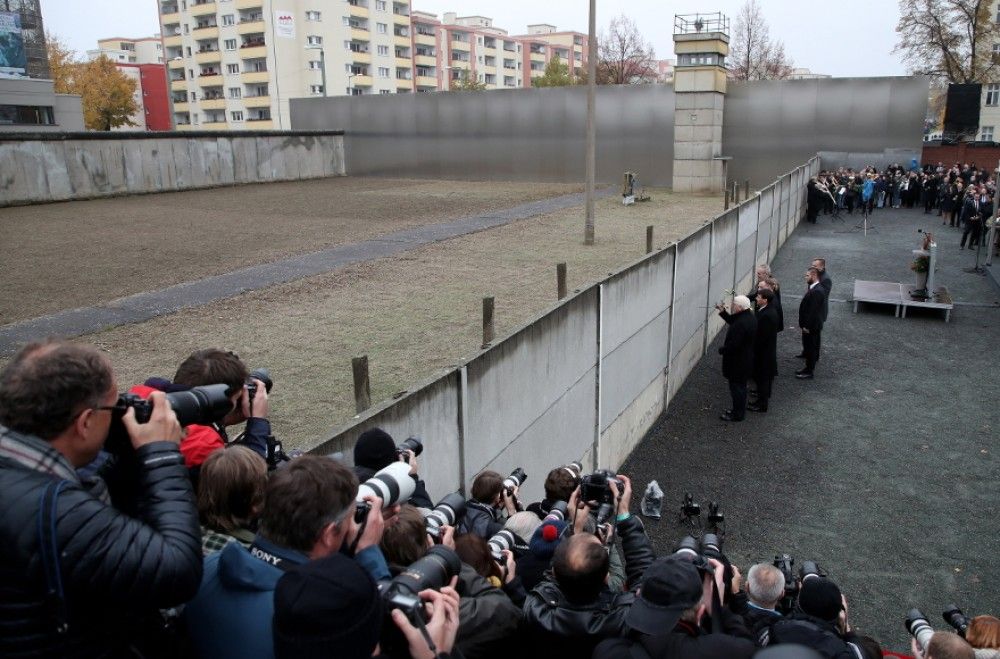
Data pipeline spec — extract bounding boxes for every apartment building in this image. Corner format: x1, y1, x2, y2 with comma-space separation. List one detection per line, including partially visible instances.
409, 11, 587, 91
977, 0, 1000, 141
89, 37, 171, 131
157, 0, 415, 131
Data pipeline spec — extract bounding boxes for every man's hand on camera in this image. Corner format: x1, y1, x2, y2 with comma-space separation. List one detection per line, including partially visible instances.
391, 586, 461, 659
707, 558, 726, 600
440, 525, 456, 550
614, 474, 633, 517
353, 494, 385, 552
501, 487, 518, 516
122, 391, 182, 449
730, 565, 743, 595
241, 378, 269, 419
499, 549, 517, 584
400, 449, 418, 477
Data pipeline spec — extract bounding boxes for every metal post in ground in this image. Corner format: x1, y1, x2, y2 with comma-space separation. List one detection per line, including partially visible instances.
482, 297, 495, 348
557, 263, 568, 299
352, 356, 371, 413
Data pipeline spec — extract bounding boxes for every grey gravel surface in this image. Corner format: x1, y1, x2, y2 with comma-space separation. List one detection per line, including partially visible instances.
621, 205, 999, 650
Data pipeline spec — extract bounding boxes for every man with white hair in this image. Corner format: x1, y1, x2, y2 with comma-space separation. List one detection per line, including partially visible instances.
733, 563, 786, 645
715, 295, 757, 422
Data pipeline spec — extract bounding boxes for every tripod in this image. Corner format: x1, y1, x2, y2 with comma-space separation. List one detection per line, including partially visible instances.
851, 199, 876, 235
964, 229, 987, 276
825, 191, 844, 223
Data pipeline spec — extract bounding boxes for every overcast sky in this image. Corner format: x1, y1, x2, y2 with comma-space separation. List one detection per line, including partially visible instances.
40, 0, 909, 77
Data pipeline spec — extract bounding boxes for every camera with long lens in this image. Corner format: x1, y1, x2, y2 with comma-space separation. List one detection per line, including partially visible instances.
580, 470, 622, 528
487, 529, 517, 562
774, 554, 798, 613
906, 609, 935, 654
503, 467, 527, 496
942, 604, 970, 637
425, 492, 465, 541
380, 545, 462, 624
707, 501, 724, 528
106, 384, 234, 455
355, 461, 416, 523
245, 367, 273, 400
799, 560, 826, 581
681, 492, 701, 520
397, 436, 423, 464
543, 500, 569, 524
672, 535, 714, 573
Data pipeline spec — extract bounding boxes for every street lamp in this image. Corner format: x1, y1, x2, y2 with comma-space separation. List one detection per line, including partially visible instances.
305, 43, 327, 97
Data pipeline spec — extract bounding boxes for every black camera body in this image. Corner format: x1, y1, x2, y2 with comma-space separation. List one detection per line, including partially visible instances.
580, 469, 620, 506
681, 492, 701, 519
397, 436, 423, 463
380, 546, 461, 623
246, 368, 273, 398
943, 604, 970, 637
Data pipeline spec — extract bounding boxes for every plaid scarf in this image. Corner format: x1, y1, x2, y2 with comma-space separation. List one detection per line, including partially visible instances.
0, 423, 110, 504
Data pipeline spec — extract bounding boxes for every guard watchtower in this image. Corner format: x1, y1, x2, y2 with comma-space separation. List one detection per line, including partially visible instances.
672, 13, 730, 193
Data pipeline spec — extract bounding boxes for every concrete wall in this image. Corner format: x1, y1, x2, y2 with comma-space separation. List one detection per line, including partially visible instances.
307, 156, 822, 504
0, 131, 346, 206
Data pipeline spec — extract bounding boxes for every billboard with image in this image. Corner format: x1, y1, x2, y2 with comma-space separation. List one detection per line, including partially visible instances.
0, 12, 27, 77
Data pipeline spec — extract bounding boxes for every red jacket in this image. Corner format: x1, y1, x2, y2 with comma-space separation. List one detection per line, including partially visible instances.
129, 384, 225, 468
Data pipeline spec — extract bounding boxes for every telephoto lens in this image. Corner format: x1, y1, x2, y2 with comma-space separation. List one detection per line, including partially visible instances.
543, 500, 569, 523
565, 461, 584, 477
425, 492, 466, 538
397, 436, 424, 463
487, 529, 517, 561
673, 535, 701, 559
248, 368, 273, 393
942, 604, 970, 637
799, 560, 826, 582
503, 467, 527, 493
356, 461, 416, 521
701, 533, 722, 554
906, 609, 935, 653
124, 383, 234, 426
380, 546, 462, 623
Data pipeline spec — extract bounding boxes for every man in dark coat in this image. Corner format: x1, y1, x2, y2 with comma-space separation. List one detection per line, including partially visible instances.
716, 295, 757, 422
750, 288, 779, 413
811, 258, 832, 323
797, 268, 826, 380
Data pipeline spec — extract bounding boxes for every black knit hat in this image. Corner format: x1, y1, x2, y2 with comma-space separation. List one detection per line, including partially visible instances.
353, 427, 397, 471
273, 553, 383, 659
797, 577, 844, 622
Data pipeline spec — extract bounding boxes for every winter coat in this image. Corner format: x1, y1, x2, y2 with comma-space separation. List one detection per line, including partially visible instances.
718, 309, 757, 382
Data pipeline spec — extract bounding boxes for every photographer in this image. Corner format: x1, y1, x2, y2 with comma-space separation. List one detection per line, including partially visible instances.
353, 427, 433, 509
198, 445, 268, 555
593, 555, 755, 659
0, 341, 203, 657
458, 470, 520, 538
767, 576, 865, 659
912, 633, 975, 659
730, 563, 785, 645
526, 464, 580, 520
131, 348, 276, 476
380, 505, 521, 659
183, 455, 390, 659
522, 474, 654, 656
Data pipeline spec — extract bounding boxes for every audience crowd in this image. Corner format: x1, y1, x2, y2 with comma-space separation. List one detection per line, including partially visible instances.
0, 342, 994, 659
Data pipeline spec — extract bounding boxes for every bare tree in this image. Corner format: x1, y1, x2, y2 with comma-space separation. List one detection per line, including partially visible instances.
894, 0, 997, 83
595, 15, 657, 84
728, 0, 793, 81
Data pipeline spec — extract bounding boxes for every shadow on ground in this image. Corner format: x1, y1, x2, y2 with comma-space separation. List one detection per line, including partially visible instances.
621, 205, 1000, 650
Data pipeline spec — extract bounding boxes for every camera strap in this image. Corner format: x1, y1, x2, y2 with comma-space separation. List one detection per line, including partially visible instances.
38, 479, 70, 635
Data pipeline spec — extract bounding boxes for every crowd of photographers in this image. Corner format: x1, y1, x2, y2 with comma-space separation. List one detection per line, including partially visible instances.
1, 341, 997, 659
806, 162, 999, 255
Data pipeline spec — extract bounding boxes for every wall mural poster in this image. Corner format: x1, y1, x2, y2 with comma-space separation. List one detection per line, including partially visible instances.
0, 12, 27, 77
275, 11, 295, 39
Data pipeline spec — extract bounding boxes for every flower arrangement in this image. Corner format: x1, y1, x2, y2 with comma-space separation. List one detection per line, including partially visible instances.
911, 255, 930, 273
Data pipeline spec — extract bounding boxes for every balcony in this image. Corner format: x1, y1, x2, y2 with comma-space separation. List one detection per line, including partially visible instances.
451, 38, 469, 50
195, 50, 222, 64
200, 98, 226, 110
237, 20, 265, 34
395, 56, 411, 68
161, 10, 180, 24
350, 28, 370, 42
167, 57, 186, 69
171, 78, 188, 91
396, 80, 413, 90
235, 0, 261, 8
394, 35, 411, 48
172, 101, 189, 111
192, 26, 220, 39
244, 119, 273, 129
351, 74, 373, 87
352, 51, 372, 64
240, 45, 267, 59
414, 32, 435, 46
348, 3, 368, 18
163, 34, 183, 48
241, 70, 270, 84
415, 75, 437, 88
190, 1, 217, 17
198, 72, 223, 85
530, 51, 545, 62
243, 95, 270, 107
201, 121, 228, 130
414, 54, 435, 67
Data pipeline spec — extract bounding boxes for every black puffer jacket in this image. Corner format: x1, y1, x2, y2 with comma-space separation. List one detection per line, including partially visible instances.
0, 441, 203, 658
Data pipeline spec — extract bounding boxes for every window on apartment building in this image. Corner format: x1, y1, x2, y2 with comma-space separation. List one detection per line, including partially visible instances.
226, 63, 239, 74
224, 38, 237, 50
192, 113, 200, 125
377, 23, 387, 34
378, 66, 390, 77
231, 110, 244, 121
306, 10, 321, 21
228, 87, 241, 98
190, 91, 197, 101
310, 84, 324, 94
308, 60, 322, 70
185, 46, 192, 56
376, 0, 386, 10
222, 14, 235, 25
987, 83, 1000, 106
380, 89, 391, 94
982, 126, 995, 142
188, 68, 195, 78
377, 45, 389, 56
183, 23, 189, 34
307, 35, 323, 45
343, 16, 350, 26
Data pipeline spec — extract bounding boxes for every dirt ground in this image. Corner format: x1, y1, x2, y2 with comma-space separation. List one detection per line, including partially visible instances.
0, 178, 582, 323
62, 187, 722, 449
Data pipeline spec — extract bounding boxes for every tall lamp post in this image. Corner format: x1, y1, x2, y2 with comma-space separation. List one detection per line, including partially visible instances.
305, 44, 327, 97
584, 0, 596, 245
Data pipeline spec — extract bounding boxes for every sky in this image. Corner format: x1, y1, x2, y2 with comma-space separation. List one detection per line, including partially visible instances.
40, 0, 909, 77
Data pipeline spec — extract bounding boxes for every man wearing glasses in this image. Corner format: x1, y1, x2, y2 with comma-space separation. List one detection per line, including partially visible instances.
0, 340, 203, 657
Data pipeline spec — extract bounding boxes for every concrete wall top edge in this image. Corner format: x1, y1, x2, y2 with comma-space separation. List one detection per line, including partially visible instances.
0, 130, 346, 142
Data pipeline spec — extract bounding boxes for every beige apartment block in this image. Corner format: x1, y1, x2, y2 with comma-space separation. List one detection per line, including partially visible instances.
88, 36, 164, 64
978, 0, 1000, 142
158, 0, 415, 131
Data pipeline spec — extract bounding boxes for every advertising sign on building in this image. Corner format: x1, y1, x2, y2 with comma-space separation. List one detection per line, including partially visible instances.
275, 11, 295, 39
0, 12, 28, 77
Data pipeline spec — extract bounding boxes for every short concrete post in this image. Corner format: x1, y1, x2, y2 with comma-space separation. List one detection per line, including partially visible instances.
733, 181, 740, 204
744, 179, 750, 199
482, 297, 495, 348
724, 188, 731, 210
352, 356, 371, 413
646, 225, 654, 254
556, 263, 567, 300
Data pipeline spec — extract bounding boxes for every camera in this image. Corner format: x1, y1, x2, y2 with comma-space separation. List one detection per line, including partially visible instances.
502, 467, 527, 496
800, 560, 826, 581
707, 501, 724, 527
380, 546, 462, 624
355, 461, 416, 522
397, 436, 423, 464
906, 608, 935, 654
681, 493, 701, 519
580, 469, 621, 505
774, 554, 797, 613
942, 604, 970, 637
425, 492, 466, 540
672, 535, 715, 574
246, 368, 273, 399
114, 384, 233, 427
487, 529, 517, 562
543, 500, 569, 524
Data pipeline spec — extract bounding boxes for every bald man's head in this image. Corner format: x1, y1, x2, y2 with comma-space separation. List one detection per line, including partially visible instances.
552, 533, 609, 604
927, 632, 974, 659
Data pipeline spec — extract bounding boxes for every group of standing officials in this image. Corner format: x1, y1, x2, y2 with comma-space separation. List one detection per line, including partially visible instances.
716, 259, 831, 421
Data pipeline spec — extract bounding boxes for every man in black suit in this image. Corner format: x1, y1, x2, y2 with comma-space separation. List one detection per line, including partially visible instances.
797, 267, 826, 380
749, 288, 779, 413
715, 295, 756, 422
811, 258, 832, 322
